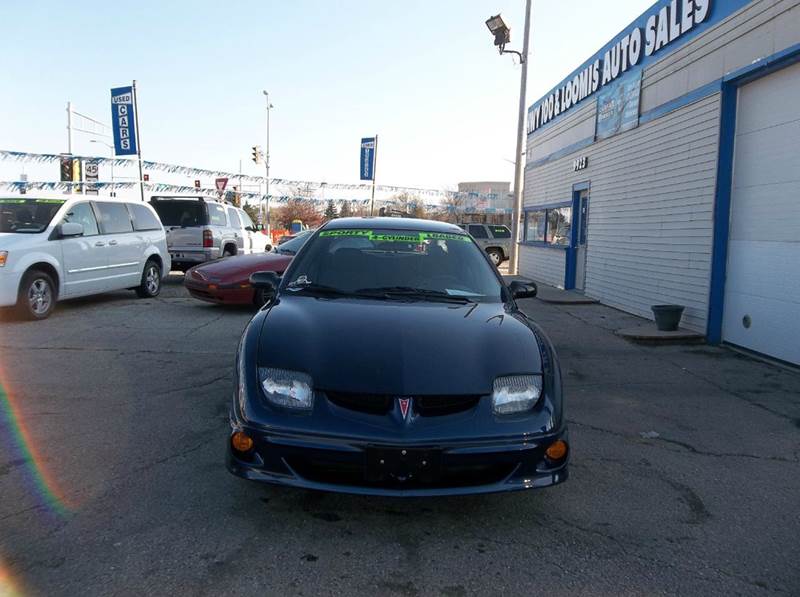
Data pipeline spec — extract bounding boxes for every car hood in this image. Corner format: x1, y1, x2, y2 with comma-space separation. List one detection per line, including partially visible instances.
257, 296, 542, 396
0, 231, 47, 249
189, 253, 292, 282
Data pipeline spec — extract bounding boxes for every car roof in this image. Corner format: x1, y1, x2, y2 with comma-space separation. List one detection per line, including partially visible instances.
1, 196, 144, 205
322, 217, 464, 233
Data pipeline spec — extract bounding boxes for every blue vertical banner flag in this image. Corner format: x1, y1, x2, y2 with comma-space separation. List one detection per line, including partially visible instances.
360, 137, 376, 181
110, 86, 138, 156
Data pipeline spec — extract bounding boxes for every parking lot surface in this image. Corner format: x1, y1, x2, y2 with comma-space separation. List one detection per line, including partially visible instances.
1, 276, 799, 596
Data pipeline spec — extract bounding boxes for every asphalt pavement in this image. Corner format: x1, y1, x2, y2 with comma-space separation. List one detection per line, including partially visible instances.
1, 275, 798, 596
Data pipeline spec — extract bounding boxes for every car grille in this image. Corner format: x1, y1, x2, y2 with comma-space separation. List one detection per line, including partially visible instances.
324, 392, 481, 417
415, 395, 481, 416
286, 455, 516, 490
326, 392, 392, 415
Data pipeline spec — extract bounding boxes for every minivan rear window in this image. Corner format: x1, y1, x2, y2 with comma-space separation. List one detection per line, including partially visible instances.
128, 203, 163, 231
150, 200, 207, 227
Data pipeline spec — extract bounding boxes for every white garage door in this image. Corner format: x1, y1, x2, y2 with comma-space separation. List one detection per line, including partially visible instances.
723, 61, 800, 365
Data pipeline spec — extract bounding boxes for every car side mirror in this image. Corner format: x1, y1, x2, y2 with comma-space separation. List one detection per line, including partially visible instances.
264, 243, 272, 252
250, 271, 281, 296
59, 222, 84, 238
508, 280, 537, 300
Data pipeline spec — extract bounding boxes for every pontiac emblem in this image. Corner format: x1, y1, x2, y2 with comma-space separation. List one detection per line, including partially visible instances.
398, 398, 411, 419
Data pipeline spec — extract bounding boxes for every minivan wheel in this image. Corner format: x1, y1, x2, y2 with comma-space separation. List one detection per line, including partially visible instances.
487, 248, 503, 266
136, 259, 162, 298
17, 270, 56, 320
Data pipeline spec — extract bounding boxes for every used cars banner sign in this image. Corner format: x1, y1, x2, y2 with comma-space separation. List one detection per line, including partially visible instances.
110, 86, 138, 156
360, 137, 376, 181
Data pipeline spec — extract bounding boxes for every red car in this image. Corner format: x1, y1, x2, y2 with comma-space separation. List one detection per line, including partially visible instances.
184, 231, 311, 306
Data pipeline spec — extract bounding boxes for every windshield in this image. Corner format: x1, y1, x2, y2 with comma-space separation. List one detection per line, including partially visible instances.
149, 200, 207, 227
276, 230, 312, 255
284, 228, 503, 303
0, 198, 65, 233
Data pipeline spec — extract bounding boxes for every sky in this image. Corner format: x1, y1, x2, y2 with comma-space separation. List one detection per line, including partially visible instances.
0, 0, 655, 193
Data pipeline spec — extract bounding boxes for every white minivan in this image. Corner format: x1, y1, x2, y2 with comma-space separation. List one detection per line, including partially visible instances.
0, 196, 171, 320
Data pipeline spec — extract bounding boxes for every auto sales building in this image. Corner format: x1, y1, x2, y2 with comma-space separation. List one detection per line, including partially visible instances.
520, 0, 800, 365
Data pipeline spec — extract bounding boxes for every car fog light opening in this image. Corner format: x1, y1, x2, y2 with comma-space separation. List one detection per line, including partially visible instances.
492, 375, 542, 415
259, 368, 314, 410
231, 431, 254, 453
545, 440, 568, 462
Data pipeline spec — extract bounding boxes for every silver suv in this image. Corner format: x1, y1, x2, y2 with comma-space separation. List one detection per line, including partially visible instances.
458, 223, 512, 265
149, 196, 270, 272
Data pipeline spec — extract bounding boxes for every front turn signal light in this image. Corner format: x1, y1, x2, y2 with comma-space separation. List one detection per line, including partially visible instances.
231, 431, 254, 453
545, 440, 568, 462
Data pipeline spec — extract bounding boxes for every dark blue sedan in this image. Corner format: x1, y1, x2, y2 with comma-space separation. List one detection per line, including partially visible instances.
227, 218, 569, 496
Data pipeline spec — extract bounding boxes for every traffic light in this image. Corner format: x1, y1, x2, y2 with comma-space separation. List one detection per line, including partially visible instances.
251, 146, 261, 164
59, 155, 73, 183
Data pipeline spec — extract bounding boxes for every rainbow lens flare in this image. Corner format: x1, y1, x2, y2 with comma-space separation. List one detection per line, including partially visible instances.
0, 378, 73, 518
0, 560, 25, 597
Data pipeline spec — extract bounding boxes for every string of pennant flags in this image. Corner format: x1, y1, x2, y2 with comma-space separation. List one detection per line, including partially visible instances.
0, 149, 511, 209
0, 179, 453, 209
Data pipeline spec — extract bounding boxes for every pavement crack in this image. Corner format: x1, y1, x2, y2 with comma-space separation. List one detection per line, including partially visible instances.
152, 372, 232, 396
656, 355, 799, 425
184, 312, 227, 337
568, 419, 799, 463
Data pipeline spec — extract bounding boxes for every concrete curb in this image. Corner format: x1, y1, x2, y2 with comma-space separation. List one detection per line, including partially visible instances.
615, 326, 706, 345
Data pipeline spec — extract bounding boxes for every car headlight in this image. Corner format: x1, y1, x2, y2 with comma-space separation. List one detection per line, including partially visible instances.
0, 251, 7, 267
258, 368, 314, 410
492, 375, 543, 415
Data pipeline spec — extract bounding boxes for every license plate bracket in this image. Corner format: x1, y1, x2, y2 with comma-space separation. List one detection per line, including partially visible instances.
366, 447, 441, 484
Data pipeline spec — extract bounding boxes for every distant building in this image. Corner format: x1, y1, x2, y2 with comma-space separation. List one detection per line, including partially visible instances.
457, 181, 512, 225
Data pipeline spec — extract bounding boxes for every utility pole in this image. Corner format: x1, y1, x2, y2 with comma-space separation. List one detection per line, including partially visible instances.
90, 140, 115, 196
509, 0, 532, 275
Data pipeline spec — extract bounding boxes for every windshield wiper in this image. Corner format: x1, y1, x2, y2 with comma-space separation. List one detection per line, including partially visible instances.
355, 286, 475, 304
285, 282, 355, 298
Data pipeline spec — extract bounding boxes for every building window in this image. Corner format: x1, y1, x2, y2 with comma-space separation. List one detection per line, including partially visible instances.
525, 211, 546, 242
524, 204, 572, 247
547, 206, 572, 246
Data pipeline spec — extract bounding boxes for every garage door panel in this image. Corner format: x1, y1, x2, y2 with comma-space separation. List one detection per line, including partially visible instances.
729, 182, 800, 242
723, 290, 800, 365
724, 241, 800, 299
731, 120, 800, 187
724, 63, 800, 365
736, 61, 800, 134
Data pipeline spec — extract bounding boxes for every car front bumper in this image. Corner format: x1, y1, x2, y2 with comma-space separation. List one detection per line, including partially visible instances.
227, 426, 569, 497
0, 269, 22, 307
184, 279, 254, 305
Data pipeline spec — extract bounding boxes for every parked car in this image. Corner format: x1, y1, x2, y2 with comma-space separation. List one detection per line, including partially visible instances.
149, 196, 270, 272
227, 217, 568, 496
276, 229, 314, 247
458, 223, 512, 265
184, 231, 312, 306
0, 196, 170, 320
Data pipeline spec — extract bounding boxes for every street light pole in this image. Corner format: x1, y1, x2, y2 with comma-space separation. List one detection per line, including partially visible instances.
509, 0, 532, 275
66, 102, 73, 154
486, 3, 532, 275
262, 90, 273, 234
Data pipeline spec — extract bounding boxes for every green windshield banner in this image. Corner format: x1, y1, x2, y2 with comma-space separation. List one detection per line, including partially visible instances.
319, 229, 471, 243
